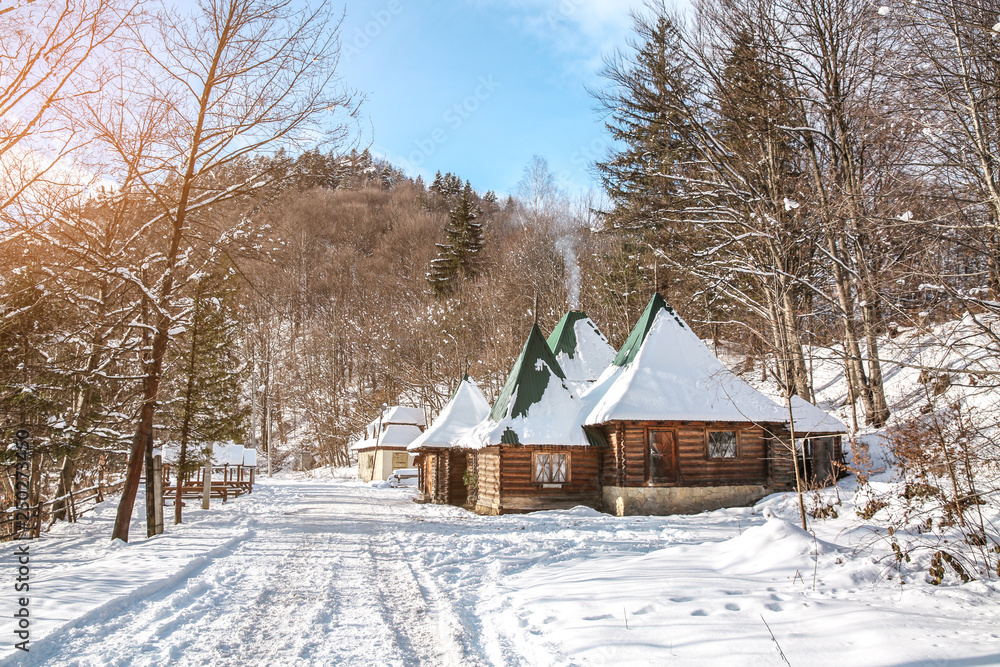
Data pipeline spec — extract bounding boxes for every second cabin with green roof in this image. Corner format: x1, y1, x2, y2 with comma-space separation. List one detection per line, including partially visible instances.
461, 322, 604, 514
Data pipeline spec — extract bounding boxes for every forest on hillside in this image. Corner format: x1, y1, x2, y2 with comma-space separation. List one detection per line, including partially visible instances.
1, 0, 999, 541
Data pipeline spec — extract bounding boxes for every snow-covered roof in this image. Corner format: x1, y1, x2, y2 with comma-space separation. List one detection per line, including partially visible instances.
351, 424, 424, 451
787, 395, 848, 436
159, 441, 257, 466
408, 377, 491, 451
463, 324, 591, 448
547, 311, 616, 384
584, 294, 789, 425
362, 406, 426, 439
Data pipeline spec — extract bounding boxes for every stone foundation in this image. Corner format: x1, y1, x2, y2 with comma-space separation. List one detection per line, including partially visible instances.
603, 484, 768, 517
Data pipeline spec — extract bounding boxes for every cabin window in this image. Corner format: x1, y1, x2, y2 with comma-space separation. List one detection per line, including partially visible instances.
533, 452, 569, 483
708, 430, 738, 459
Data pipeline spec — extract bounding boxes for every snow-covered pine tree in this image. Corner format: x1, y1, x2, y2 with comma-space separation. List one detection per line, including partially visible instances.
427, 182, 485, 296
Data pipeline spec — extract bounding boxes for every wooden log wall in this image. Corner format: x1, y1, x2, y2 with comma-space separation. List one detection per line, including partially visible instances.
426, 453, 440, 502
474, 449, 502, 514
433, 454, 448, 504
598, 421, 773, 488
601, 424, 626, 487
496, 445, 602, 513
768, 428, 846, 489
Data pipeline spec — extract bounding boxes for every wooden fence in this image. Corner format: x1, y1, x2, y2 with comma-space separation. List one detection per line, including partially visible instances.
0, 480, 126, 542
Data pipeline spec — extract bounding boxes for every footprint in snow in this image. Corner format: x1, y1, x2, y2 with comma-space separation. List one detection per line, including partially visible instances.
670, 596, 693, 603
765, 602, 783, 612
691, 609, 708, 617
583, 614, 614, 621
725, 603, 740, 612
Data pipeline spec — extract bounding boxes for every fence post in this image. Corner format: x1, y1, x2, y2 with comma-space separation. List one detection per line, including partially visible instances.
153, 453, 164, 535
202, 463, 211, 510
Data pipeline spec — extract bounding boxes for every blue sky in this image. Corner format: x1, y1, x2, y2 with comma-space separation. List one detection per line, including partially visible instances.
335, 0, 650, 197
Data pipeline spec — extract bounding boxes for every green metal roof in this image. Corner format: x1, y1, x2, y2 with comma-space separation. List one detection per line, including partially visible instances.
583, 426, 610, 448
612, 292, 686, 367
547, 311, 590, 358
489, 323, 567, 422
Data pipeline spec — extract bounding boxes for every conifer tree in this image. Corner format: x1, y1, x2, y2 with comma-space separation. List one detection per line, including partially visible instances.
163, 268, 248, 523
593, 12, 695, 232
427, 182, 485, 296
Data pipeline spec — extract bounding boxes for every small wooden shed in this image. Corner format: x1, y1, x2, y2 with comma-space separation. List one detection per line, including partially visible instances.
781, 395, 848, 486
408, 376, 491, 507
465, 323, 603, 515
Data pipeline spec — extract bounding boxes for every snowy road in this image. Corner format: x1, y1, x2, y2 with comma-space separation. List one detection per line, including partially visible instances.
4, 474, 999, 666
9, 482, 483, 667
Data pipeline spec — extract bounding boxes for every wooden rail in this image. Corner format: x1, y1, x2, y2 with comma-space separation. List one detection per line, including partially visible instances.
0, 463, 257, 541
0, 480, 126, 542
163, 464, 256, 506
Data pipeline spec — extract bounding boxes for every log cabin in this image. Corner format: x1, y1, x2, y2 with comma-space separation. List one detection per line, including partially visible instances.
582, 293, 816, 516
408, 376, 490, 507
463, 323, 603, 515
418, 295, 847, 517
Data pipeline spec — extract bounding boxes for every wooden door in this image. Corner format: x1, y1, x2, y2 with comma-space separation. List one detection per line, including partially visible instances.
648, 429, 677, 483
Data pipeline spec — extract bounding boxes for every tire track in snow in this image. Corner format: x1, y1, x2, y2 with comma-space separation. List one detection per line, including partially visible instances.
372, 533, 476, 666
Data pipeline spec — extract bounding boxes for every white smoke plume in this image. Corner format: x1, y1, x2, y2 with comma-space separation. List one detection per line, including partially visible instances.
556, 236, 581, 310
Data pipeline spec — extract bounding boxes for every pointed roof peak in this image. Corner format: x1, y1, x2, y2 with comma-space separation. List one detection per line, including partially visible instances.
548, 310, 616, 383
586, 302, 787, 425
489, 323, 567, 422
450, 373, 473, 400
409, 376, 491, 451
547, 310, 591, 357
612, 292, 686, 367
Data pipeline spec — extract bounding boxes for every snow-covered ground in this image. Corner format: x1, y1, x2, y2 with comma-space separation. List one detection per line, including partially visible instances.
3, 469, 998, 666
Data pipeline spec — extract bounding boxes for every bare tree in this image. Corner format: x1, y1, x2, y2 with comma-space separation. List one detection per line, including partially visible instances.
105, 0, 355, 542
0, 0, 137, 227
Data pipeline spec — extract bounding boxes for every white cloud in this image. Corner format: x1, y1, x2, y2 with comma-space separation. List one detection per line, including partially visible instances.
473, 0, 653, 79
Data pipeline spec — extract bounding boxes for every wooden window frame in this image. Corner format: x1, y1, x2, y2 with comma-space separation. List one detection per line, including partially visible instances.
532, 451, 571, 485
706, 429, 740, 460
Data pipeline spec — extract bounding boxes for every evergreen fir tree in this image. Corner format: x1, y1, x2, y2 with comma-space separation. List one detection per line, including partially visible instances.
427, 181, 485, 296
162, 267, 248, 522
594, 13, 695, 232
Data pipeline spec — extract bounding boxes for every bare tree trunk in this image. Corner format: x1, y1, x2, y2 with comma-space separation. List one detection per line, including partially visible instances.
858, 280, 890, 426
52, 456, 76, 522
781, 288, 811, 399
114, 307, 172, 542
828, 234, 877, 420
